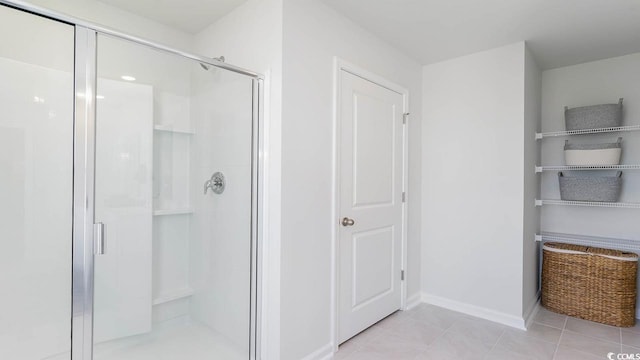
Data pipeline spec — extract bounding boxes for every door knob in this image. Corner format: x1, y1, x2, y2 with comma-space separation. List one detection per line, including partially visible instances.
341, 217, 355, 227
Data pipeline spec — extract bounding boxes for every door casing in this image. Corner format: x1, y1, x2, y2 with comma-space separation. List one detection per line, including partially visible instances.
331, 57, 409, 352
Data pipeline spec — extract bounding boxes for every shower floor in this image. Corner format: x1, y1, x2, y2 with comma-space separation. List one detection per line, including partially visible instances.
46, 321, 245, 360
94, 321, 246, 360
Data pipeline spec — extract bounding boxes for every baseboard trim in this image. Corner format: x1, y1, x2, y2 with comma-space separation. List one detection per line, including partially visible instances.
405, 293, 422, 310
421, 292, 526, 330
523, 293, 541, 330
301, 343, 334, 360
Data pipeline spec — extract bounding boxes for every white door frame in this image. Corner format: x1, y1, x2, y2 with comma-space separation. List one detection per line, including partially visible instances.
331, 57, 409, 351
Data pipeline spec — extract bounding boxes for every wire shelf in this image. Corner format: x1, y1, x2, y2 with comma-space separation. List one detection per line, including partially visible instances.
535, 124, 640, 139
535, 232, 640, 252
535, 164, 640, 173
535, 199, 640, 209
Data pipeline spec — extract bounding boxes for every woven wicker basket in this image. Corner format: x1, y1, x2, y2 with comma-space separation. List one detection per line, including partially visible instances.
541, 242, 638, 327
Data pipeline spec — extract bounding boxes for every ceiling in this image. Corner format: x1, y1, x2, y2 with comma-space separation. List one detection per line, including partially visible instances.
320, 0, 640, 69
98, 0, 248, 33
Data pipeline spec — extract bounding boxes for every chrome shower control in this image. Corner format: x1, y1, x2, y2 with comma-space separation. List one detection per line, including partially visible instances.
204, 172, 225, 194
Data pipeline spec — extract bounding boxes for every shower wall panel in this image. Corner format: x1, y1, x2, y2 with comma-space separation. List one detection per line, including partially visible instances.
0, 5, 74, 358
94, 78, 153, 342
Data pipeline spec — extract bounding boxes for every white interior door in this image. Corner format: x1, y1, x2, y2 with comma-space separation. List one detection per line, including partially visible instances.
338, 70, 405, 343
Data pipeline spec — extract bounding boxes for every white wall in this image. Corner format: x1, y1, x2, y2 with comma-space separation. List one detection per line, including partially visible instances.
189, 69, 254, 354
541, 52, 640, 315
193, 1, 283, 358
280, 1, 422, 358
422, 42, 534, 327
523, 46, 542, 319
93, 78, 154, 343
26, 0, 194, 51
0, 55, 74, 360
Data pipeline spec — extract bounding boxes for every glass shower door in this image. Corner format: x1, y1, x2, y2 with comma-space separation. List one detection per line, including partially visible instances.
0, 5, 74, 360
92, 34, 255, 360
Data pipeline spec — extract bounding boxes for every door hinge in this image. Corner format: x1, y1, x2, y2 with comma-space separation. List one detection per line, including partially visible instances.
402, 192, 406, 203
403, 113, 410, 125
401, 270, 405, 281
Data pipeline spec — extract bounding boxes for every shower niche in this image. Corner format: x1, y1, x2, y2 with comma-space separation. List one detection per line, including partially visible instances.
151, 90, 195, 326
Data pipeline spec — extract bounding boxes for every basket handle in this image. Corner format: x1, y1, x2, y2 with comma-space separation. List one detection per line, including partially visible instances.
543, 244, 638, 261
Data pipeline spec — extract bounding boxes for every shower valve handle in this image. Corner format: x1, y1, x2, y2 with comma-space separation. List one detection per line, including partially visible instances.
204, 172, 226, 195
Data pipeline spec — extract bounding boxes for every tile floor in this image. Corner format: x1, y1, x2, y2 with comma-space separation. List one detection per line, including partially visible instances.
334, 304, 640, 359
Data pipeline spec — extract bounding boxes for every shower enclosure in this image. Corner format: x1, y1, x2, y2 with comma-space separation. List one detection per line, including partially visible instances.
0, 2, 262, 359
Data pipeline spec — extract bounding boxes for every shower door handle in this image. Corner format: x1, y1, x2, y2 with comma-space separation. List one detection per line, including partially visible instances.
94, 222, 106, 255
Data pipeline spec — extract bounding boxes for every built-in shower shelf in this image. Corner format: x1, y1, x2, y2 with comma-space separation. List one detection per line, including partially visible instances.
153, 208, 194, 216
153, 125, 195, 134
152, 287, 195, 305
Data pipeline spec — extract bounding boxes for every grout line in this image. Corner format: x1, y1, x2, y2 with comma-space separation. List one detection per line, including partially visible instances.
533, 320, 564, 331
483, 329, 506, 359
551, 317, 569, 360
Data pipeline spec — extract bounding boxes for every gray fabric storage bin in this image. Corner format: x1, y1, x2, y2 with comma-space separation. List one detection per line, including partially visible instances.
564, 138, 622, 151
565, 98, 623, 131
564, 138, 623, 166
558, 171, 622, 202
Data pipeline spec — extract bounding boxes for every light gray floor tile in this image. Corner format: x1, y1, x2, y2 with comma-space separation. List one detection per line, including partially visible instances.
622, 329, 640, 348
411, 305, 469, 330
345, 324, 386, 346
621, 345, 640, 354
560, 330, 621, 358
334, 340, 361, 359
534, 308, 567, 329
338, 350, 393, 360
354, 333, 428, 360
418, 331, 494, 360
553, 345, 604, 360
624, 323, 640, 334
446, 316, 506, 346
526, 322, 563, 343
335, 305, 636, 360
565, 317, 621, 343
375, 312, 415, 330
485, 346, 544, 360
383, 318, 446, 346
494, 329, 556, 360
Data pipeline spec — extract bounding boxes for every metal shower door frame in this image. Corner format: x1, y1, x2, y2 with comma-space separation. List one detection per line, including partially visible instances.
72, 26, 98, 360
70, 29, 263, 360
